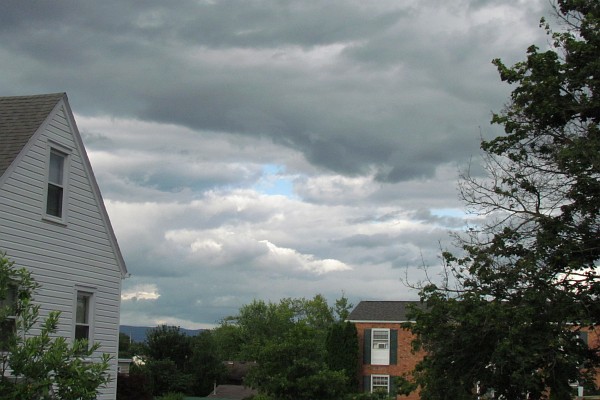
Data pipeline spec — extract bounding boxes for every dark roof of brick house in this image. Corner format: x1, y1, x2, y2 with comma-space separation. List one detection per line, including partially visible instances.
0, 93, 65, 176
347, 300, 425, 322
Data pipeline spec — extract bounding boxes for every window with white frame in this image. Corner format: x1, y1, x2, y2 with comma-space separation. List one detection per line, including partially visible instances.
0, 285, 17, 351
372, 329, 389, 349
75, 291, 93, 345
46, 148, 68, 219
371, 374, 390, 393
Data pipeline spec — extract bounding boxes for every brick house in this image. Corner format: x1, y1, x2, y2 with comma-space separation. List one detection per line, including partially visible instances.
348, 301, 424, 400
349, 301, 600, 399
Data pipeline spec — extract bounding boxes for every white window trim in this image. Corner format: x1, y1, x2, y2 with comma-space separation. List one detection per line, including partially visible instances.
371, 374, 390, 394
73, 287, 96, 347
42, 141, 71, 225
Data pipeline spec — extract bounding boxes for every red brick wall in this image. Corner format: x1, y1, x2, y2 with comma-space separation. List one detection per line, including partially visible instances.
353, 323, 600, 399
355, 322, 424, 400
587, 326, 600, 390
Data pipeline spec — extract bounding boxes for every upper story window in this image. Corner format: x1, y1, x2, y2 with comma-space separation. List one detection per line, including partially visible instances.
44, 145, 70, 223
46, 149, 66, 218
370, 328, 392, 365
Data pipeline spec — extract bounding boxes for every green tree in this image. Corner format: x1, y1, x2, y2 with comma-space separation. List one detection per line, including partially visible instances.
119, 332, 132, 358
245, 322, 348, 400
326, 321, 359, 389
334, 293, 353, 321
219, 296, 334, 361
217, 295, 357, 399
143, 325, 194, 396
409, 2, 600, 399
0, 252, 111, 399
212, 322, 244, 361
145, 325, 192, 370
189, 330, 227, 396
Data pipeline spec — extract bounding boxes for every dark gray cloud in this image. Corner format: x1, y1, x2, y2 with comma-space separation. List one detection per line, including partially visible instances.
1, 0, 550, 183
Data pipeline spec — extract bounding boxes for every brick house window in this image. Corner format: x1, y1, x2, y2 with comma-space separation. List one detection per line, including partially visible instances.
372, 329, 389, 349
371, 374, 390, 393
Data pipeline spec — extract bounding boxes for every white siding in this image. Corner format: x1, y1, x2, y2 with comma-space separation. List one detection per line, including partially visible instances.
0, 103, 122, 399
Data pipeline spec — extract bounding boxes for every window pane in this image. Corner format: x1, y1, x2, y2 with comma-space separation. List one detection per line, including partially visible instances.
75, 324, 89, 341
46, 184, 63, 217
373, 331, 389, 340
373, 329, 389, 349
373, 376, 388, 385
76, 295, 89, 324
49, 151, 64, 185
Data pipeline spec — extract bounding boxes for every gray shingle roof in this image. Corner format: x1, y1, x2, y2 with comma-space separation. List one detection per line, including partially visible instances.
0, 93, 65, 177
347, 300, 424, 322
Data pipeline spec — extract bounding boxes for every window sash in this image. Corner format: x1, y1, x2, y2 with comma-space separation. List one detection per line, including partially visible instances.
371, 375, 390, 393
75, 292, 92, 343
49, 151, 64, 185
372, 329, 389, 349
46, 183, 63, 217
46, 149, 67, 218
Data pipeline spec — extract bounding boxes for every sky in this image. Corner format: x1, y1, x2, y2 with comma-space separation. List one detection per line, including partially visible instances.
1, 0, 555, 329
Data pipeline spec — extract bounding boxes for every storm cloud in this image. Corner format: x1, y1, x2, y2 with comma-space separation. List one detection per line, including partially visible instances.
1, 0, 552, 327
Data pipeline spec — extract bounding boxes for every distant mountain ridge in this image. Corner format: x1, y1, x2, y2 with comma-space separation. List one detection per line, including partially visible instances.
120, 325, 204, 343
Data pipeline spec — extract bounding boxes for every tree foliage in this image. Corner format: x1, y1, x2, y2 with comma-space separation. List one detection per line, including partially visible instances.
326, 320, 359, 388
409, 2, 600, 399
246, 322, 348, 400
0, 252, 111, 399
140, 325, 226, 397
216, 294, 359, 399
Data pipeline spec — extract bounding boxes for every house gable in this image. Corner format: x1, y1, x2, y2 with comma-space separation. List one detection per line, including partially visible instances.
0, 93, 127, 277
0, 93, 128, 400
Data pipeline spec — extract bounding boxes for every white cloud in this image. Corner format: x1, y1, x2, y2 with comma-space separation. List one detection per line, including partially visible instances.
122, 284, 161, 301
259, 240, 351, 275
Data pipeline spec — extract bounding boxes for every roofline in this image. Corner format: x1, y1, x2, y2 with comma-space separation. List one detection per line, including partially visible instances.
60, 95, 129, 278
0, 93, 66, 186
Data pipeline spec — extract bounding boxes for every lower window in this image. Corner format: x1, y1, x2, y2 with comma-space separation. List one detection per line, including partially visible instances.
75, 291, 93, 343
371, 374, 390, 393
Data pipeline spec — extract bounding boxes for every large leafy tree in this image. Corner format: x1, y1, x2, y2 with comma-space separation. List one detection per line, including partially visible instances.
409, 1, 600, 399
141, 325, 226, 397
216, 295, 359, 400
326, 320, 359, 389
246, 322, 348, 400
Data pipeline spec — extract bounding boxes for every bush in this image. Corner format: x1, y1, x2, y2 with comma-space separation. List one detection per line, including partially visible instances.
116, 371, 153, 400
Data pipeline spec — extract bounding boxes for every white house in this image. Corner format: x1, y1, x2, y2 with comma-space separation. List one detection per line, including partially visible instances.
0, 93, 128, 399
